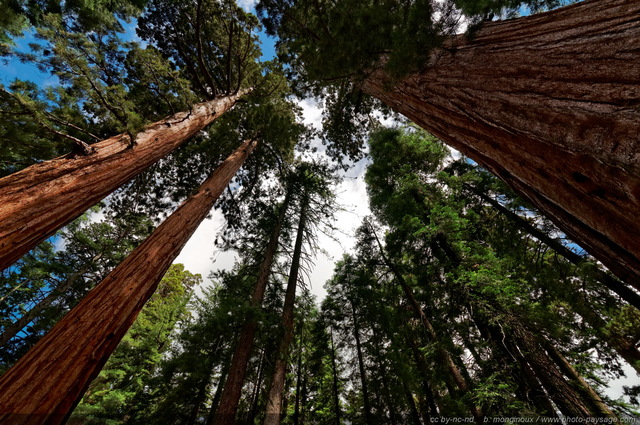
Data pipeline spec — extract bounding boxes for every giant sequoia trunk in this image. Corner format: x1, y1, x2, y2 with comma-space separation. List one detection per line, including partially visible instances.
0, 139, 257, 425
263, 197, 307, 425
0, 91, 247, 271
360, 0, 640, 286
214, 190, 292, 425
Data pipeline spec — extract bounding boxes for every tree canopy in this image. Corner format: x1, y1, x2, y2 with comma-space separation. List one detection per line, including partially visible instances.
0, 0, 638, 423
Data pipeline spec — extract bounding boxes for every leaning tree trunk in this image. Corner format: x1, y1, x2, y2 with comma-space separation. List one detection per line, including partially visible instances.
508, 316, 612, 418
467, 185, 640, 309
369, 224, 483, 420
214, 190, 292, 425
0, 139, 257, 425
0, 91, 248, 271
350, 300, 373, 425
360, 0, 640, 286
263, 197, 308, 425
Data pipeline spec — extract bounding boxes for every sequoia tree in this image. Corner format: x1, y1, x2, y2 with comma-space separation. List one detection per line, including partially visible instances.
0, 0, 266, 271
257, 0, 640, 286
0, 139, 257, 425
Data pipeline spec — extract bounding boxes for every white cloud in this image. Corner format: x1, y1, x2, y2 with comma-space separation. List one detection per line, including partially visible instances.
237, 0, 258, 12
174, 209, 237, 293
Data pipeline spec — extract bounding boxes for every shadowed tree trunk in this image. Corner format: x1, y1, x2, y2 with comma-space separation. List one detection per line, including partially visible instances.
508, 316, 614, 418
0, 91, 248, 271
542, 340, 617, 417
467, 185, 640, 309
263, 196, 308, 425
329, 328, 342, 425
360, 0, 640, 286
350, 299, 373, 424
369, 224, 482, 420
214, 189, 293, 425
0, 139, 257, 425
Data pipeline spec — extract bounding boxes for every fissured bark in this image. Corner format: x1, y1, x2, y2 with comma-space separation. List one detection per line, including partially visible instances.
0, 91, 248, 271
360, 0, 640, 286
0, 139, 257, 425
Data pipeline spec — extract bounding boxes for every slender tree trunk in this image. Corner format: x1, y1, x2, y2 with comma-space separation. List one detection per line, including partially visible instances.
361, 0, 640, 286
0, 259, 95, 347
329, 329, 342, 425
404, 384, 423, 425
543, 340, 617, 418
369, 225, 482, 419
263, 197, 308, 425
369, 329, 397, 425
0, 139, 257, 425
350, 300, 373, 424
0, 91, 248, 271
407, 333, 439, 419
215, 190, 292, 425
207, 364, 230, 425
293, 321, 304, 425
568, 291, 640, 375
247, 348, 266, 425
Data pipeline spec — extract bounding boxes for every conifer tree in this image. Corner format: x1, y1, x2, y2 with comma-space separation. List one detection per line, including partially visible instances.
0, 138, 257, 425
256, 0, 640, 286
0, 0, 266, 270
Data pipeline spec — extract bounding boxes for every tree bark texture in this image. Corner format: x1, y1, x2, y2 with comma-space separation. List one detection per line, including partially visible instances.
542, 340, 617, 417
0, 91, 247, 271
214, 191, 292, 425
508, 317, 607, 417
361, 0, 640, 286
0, 139, 257, 425
263, 197, 307, 425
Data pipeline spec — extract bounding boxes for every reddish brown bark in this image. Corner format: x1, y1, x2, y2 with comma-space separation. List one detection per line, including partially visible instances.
360, 0, 640, 286
214, 190, 292, 425
0, 91, 247, 271
0, 139, 257, 425
508, 317, 610, 418
264, 197, 307, 425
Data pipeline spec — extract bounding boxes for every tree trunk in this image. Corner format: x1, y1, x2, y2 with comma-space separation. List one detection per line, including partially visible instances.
0, 139, 257, 425
0, 91, 248, 271
293, 333, 303, 425
360, 0, 640, 286
369, 225, 482, 419
214, 190, 292, 425
407, 332, 440, 419
508, 317, 602, 417
404, 384, 423, 425
468, 185, 640, 309
247, 348, 266, 425
263, 197, 308, 425
543, 340, 617, 418
206, 364, 230, 425
350, 300, 373, 424
329, 329, 342, 425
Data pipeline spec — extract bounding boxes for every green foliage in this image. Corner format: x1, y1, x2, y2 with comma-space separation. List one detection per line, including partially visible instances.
0, 207, 154, 371
138, 0, 263, 98
72, 264, 200, 424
